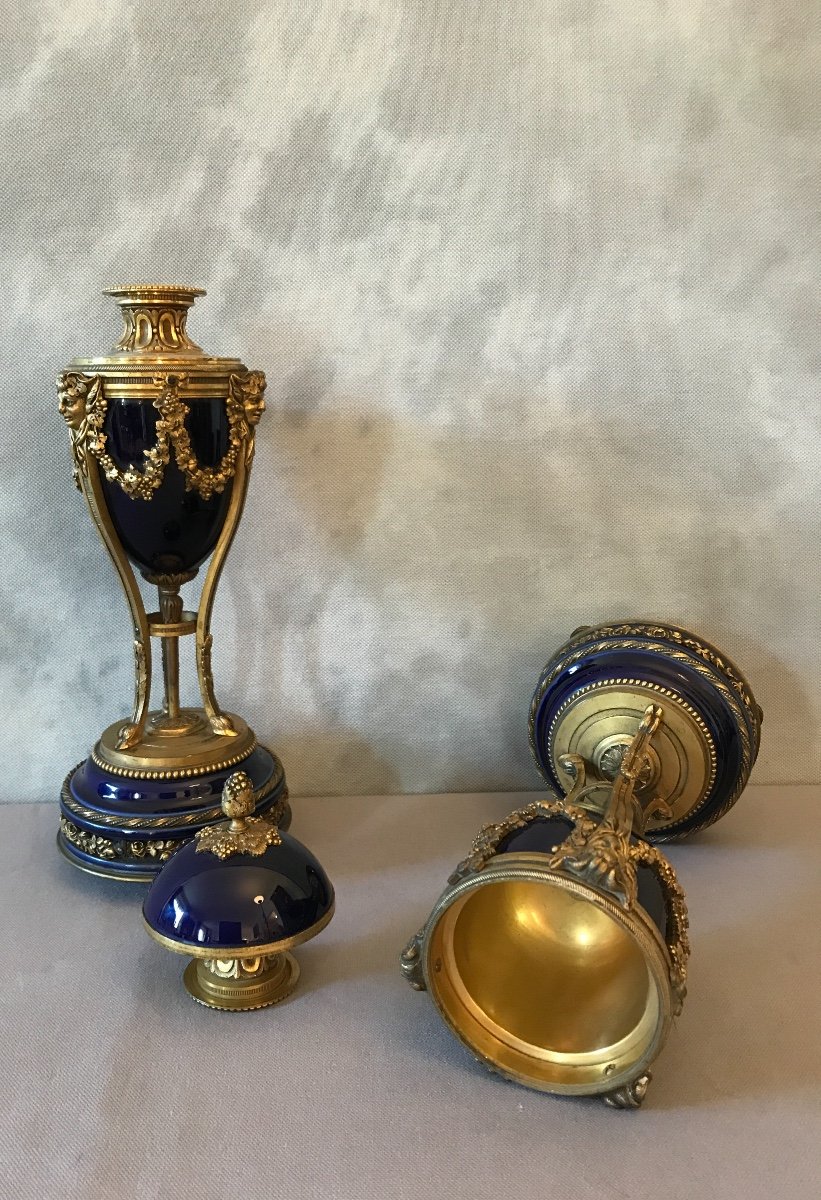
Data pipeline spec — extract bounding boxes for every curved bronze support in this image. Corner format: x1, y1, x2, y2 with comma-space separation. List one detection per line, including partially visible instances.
549, 705, 664, 909
81, 459, 153, 750
195, 453, 246, 734
195, 372, 263, 735
59, 365, 266, 748
59, 373, 153, 749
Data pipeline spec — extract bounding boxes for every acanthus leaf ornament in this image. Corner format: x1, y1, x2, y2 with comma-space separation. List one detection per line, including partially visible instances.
196, 816, 282, 860
548, 822, 638, 909
202, 956, 277, 980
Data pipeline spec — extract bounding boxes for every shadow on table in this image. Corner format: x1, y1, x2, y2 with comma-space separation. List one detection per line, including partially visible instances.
648, 891, 821, 1111
303, 788, 541, 881
53, 848, 150, 909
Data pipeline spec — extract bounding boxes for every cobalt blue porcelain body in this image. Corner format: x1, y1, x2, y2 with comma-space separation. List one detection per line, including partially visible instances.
529, 622, 762, 840
102, 395, 233, 574
143, 830, 334, 953
58, 745, 290, 882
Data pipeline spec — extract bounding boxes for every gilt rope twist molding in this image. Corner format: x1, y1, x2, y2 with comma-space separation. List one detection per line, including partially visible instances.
57, 369, 266, 500
61, 762, 287, 829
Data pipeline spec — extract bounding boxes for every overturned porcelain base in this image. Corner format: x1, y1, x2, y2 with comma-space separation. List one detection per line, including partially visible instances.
402, 832, 684, 1106
528, 621, 763, 840
183, 952, 300, 1011
415, 860, 673, 1100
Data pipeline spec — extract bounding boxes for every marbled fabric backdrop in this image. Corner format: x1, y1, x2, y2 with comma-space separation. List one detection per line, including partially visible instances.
0, 2, 818, 802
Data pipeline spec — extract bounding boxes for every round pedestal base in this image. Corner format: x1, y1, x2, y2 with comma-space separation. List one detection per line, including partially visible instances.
183, 953, 300, 1011
529, 621, 762, 839
57, 738, 291, 882
95, 708, 256, 777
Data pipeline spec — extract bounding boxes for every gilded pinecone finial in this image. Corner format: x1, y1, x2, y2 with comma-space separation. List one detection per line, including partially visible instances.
195, 772, 281, 859
222, 771, 256, 826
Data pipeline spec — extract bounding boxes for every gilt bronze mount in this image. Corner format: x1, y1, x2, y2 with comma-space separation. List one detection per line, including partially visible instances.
56, 286, 290, 880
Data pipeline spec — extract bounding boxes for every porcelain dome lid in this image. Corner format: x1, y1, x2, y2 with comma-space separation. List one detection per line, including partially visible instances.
142, 773, 334, 958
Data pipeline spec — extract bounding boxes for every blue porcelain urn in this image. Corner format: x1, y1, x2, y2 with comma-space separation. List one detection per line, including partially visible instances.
56, 286, 290, 881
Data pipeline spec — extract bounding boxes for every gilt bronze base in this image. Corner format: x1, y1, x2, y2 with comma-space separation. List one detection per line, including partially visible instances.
183, 952, 300, 1011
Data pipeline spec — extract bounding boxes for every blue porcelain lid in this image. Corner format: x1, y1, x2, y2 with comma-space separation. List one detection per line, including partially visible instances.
143, 773, 334, 956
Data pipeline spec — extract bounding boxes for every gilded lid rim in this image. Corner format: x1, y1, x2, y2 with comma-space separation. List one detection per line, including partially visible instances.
143, 900, 335, 960
560, 619, 761, 730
